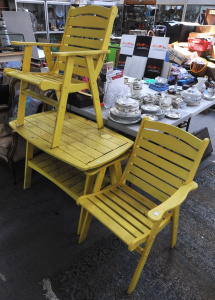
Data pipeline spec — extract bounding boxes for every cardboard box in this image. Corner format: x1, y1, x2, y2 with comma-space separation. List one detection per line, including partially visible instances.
168, 45, 186, 65
129, 30, 147, 35
189, 32, 215, 38
205, 62, 215, 80
101, 62, 113, 75
168, 44, 193, 65
196, 25, 215, 34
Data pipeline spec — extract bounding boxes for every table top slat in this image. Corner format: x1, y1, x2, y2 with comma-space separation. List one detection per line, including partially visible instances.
10, 111, 133, 171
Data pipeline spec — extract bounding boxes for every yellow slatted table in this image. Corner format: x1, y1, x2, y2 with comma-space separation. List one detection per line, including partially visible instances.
9, 110, 133, 200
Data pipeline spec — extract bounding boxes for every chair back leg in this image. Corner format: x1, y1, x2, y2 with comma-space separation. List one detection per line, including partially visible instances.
16, 81, 28, 126
171, 206, 180, 249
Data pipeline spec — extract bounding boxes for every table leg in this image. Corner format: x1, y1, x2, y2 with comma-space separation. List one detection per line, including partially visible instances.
24, 141, 34, 189
109, 161, 122, 185
77, 166, 107, 235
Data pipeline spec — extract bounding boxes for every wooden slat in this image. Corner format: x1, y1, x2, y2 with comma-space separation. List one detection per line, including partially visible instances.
24, 119, 96, 162
30, 152, 50, 164
28, 154, 86, 201
10, 110, 133, 171
134, 147, 189, 181
28, 117, 105, 159
129, 164, 177, 196
144, 120, 202, 150
22, 89, 59, 108
126, 173, 169, 203
62, 172, 86, 187
68, 178, 87, 194
80, 197, 135, 246
60, 45, 100, 60
118, 185, 157, 210
34, 156, 63, 169
15, 120, 93, 168
68, 15, 109, 29
103, 190, 153, 229
90, 195, 143, 237
51, 166, 81, 182
111, 188, 154, 227
66, 27, 106, 39
133, 155, 183, 188
138, 138, 194, 171
37, 114, 110, 154
142, 129, 197, 160
64, 36, 103, 50
47, 112, 129, 146
69, 5, 111, 18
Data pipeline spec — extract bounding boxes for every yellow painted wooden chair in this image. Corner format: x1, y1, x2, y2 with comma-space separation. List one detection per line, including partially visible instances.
77, 117, 209, 294
4, 5, 117, 148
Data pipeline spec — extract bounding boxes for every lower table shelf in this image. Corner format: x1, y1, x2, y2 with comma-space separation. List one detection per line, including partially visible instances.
28, 152, 110, 201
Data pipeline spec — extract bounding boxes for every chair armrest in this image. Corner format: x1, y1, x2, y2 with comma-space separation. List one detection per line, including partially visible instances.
52, 50, 110, 57
11, 41, 61, 47
148, 181, 198, 222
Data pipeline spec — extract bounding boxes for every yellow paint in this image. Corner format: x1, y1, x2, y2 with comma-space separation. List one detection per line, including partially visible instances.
4, 6, 118, 147
77, 118, 209, 294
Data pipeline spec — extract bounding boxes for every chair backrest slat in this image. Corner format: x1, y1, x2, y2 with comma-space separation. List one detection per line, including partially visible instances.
122, 119, 209, 204
134, 146, 190, 181
54, 6, 117, 78
137, 138, 194, 170
141, 128, 198, 160
132, 155, 184, 189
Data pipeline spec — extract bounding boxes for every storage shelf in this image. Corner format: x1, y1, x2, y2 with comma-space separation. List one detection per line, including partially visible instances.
29, 152, 110, 201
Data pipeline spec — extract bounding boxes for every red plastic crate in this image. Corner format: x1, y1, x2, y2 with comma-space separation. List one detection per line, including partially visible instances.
188, 37, 212, 52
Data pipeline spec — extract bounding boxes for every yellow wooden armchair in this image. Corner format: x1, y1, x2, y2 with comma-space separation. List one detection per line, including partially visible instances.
77, 118, 209, 294
3, 5, 117, 149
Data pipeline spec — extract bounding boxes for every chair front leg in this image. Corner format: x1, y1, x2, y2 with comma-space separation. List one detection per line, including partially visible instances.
78, 211, 92, 244
52, 56, 75, 148
128, 222, 160, 294
16, 81, 28, 126
171, 206, 180, 248
86, 56, 103, 130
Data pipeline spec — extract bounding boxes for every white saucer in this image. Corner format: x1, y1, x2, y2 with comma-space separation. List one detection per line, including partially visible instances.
165, 112, 181, 119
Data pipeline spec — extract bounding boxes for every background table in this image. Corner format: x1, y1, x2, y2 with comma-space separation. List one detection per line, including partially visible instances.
68, 83, 215, 138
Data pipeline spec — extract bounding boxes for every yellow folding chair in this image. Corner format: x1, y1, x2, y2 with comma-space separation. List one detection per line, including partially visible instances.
77, 117, 209, 294
4, 5, 117, 148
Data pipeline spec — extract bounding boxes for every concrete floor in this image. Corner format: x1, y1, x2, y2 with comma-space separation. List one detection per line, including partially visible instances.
0, 109, 214, 300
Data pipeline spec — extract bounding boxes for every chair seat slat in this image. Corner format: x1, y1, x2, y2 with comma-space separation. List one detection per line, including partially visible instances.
118, 185, 157, 210
97, 193, 151, 233
103, 190, 153, 229
88, 195, 144, 237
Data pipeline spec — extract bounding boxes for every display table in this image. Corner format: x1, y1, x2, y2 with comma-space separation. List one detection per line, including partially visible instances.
9, 110, 133, 200
68, 83, 215, 138
0, 51, 24, 64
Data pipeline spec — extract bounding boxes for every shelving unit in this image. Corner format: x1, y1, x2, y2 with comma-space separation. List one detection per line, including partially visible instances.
122, 5, 156, 34
15, 0, 47, 39
46, 1, 70, 41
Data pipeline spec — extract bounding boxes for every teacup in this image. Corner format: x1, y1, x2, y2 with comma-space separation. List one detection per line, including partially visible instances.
207, 88, 214, 96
